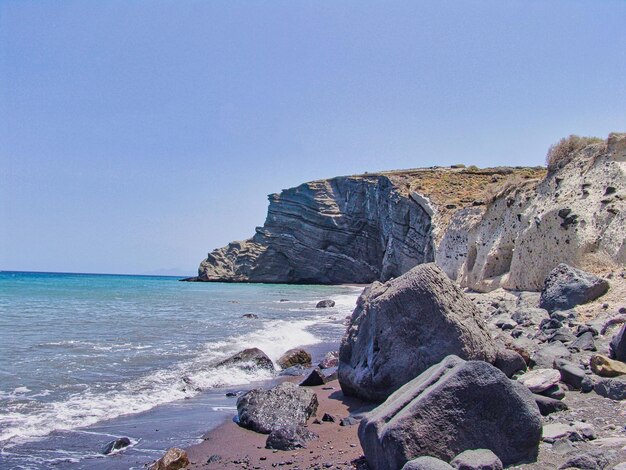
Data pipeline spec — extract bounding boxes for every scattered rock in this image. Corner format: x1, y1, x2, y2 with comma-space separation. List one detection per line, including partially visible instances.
316, 300, 335, 308
300, 368, 326, 387
569, 331, 596, 352
533, 393, 568, 415
339, 264, 497, 402
542, 423, 578, 443
511, 307, 550, 327
321, 413, 335, 422
358, 356, 542, 469
402, 456, 453, 469
594, 378, 626, 400
450, 449, 503, 470
339, 416, 359, 426
278, 365, 306, 376
590, 354, 626, 377
215, 348, 275, 372
150, 448, 190, 470
236, 382, 318, 433
517, 368, 561, 393
610, 324, 626, 361
539, 264, 610, 313
554, 359, 587, 390
277, 348, 312, 369
265, 425, 318, 450
540, 383, 566, 400
100, 437, 131, 455
319, 351, 339, 369
494, 348, 527, 378
558, 450, 610, 470
241, 313, 259, 319
530, 343, 571, 368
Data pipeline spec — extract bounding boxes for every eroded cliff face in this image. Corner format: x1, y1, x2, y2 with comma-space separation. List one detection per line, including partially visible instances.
198, 175, 435, 284
438, 133, 626, 291
195, 133, 624, 289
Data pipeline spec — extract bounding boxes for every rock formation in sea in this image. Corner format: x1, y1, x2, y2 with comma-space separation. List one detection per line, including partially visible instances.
193, 133, 624, 290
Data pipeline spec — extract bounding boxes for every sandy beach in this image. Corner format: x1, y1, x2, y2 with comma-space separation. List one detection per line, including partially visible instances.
185, 379, 372, 470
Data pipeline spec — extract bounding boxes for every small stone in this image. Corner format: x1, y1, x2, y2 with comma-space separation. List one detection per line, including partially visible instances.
316, 300, 335, 308
450, 449, 503, 470
517, 369, 561, 393
534, 394, 568, 416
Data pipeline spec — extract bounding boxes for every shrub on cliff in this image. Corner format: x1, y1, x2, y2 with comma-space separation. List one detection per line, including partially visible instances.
546, 135, 603, 172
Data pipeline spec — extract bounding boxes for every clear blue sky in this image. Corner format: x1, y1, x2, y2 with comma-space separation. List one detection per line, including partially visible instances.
1, 1, 625, 275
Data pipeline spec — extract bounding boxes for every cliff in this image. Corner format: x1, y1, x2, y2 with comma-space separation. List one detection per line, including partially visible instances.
194, 133, 624, 290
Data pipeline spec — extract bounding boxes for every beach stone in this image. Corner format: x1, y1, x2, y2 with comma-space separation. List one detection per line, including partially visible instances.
299, 368, 326, 387
450, 449, 503, 470
150, 448, 190, 470
494, 348, 527, 378
358, 356, 542, 469
533, 393, 568, 415
241, 313, 258, 319
610, 324, 626, 361
277, 348, 312, 369
339, 264, 497, 402
517, 369, 561, 393
530, 342, 571, 368
100, 437, 131, 455
540, 383, 566, 400
402, 456, 453, 469
278, 365, 306, 376
215, 348, 275, 372
550, 328, 577, 344
265, 425, 318, 450
511, 307, 550, 327
316, 299, 335, 308
539, 264, 610, 313
558, 450, 610, 470
570, 331, 597, 352
594, 378, 626, 401
554, 359, 587, 390
542, 423, 577, 443
319, 350, 339, 369
590, 355, 626, 377
236, 382, 318, 434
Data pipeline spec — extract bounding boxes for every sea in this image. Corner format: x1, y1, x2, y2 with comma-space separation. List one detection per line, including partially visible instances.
0, 271, 362, 469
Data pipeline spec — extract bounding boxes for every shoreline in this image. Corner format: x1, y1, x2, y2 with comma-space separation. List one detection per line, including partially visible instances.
185, 379, 371, 470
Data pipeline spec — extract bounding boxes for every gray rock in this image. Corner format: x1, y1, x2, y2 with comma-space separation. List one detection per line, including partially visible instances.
196, 175, 435, 283
300, 368, 326, 387
530, 342, 571, 368
594, 378, 626, 401
236, 382, 318, 433
265, 425, 318, 450
542, 423, 578, 444
540, 383, 566, 400
554, 359, 587, 390
494, 316, 517, 330
558, 450, 610, 470
569, 332, 597, 352
402, 456, 454, 470
494, 348, 527, 378
539, 264, 610, 313
550, 328, 577, 344
511, 307, 550, 327
319, 351, 339, 369
215, 348, 275, 372
278, 365, 306, 376
339, 264, 497, 402
517, 369, 561, 393
533, 393, 568, 415
450, 449, 503, 470
277, 348, 312, 369
316, 299, 336, 308
358, 356, 542, 469
610, 324, 626, 361
101, 437, 131, 455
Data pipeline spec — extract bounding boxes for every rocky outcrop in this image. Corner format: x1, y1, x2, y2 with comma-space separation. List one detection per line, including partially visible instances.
197, 175, 435, 284
439, 133, 625, 292
339, 263, 497, 402
358, 356, 542, 469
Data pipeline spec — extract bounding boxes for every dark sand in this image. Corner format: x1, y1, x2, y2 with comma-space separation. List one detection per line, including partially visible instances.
185, 379, 372, 469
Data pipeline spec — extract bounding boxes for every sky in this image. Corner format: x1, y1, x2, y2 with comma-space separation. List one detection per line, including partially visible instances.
1, 1, 625, 275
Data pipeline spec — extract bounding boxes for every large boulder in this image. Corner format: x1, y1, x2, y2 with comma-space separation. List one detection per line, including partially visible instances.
215, 348, 275, 372
610, 324, 626, 362
539, 264, 609, 313
236, 382, 318, 433
277, 348, 312, 369
339, 264, 497, 402
358, 356, 542, 470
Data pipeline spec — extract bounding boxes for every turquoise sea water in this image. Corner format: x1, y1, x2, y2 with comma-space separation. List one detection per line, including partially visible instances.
0, 271, 361, 469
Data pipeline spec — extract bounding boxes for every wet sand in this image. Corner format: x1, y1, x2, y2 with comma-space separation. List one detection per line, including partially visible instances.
185, 379, 372, 469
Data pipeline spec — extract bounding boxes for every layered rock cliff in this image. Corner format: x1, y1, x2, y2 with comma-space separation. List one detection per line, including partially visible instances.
194, 133, 625, 290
